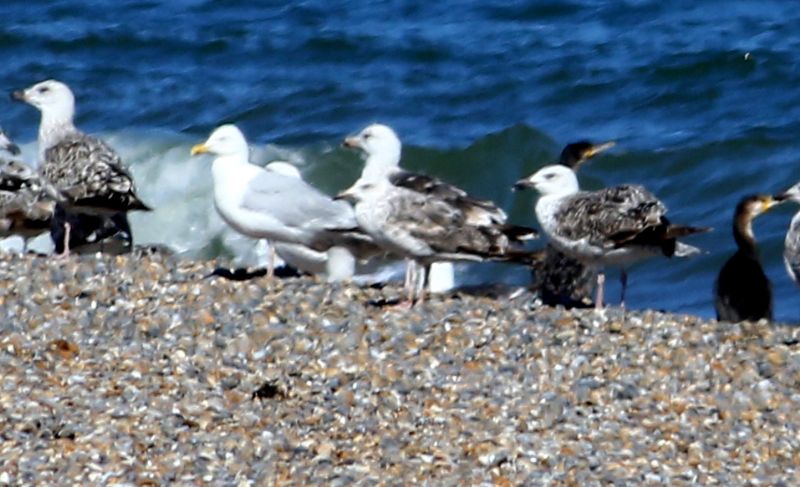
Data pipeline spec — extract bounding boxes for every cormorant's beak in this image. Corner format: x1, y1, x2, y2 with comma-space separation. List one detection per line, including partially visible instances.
512, 178, 535, 191
10, 90, 26, 102
583, 140, 616, 159
762, 196, 780, 212
190, 143, 209, 156
342, 136, 360, 149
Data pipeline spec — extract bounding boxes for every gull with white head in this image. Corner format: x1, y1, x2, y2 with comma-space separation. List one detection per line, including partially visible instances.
191, 124, 375, 280
343, 123, 536, 304
515, 164, 709, 310
336, 175, 538, 304
11, 79, 150, 254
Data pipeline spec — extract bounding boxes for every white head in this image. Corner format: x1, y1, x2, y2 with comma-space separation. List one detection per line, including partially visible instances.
343, 123, 402, 168
514, 164, 580, 197
776, 181, 800, 205
12, 79, 76, 122
265, 161, 302, 179
191, 124, 249, 158
335, 177, 390, 204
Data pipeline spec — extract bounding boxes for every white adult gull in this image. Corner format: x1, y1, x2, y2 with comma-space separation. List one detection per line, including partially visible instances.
514, 164, 709, 309
263, 161, 362, 281
11, 79, 150, 254
342, 123, 536, 301
190, 124, 375, 280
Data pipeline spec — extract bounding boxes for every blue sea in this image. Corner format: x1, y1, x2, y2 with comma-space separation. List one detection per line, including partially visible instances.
2, 0, 800, 320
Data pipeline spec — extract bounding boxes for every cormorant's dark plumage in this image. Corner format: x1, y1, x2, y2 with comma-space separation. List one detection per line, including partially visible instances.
714, 194, 777, 322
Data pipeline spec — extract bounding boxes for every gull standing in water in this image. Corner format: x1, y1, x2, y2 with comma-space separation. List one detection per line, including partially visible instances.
714, 195, 779, 322
12, 79, 150, 255
191, 125, 375, 281
515, 164, 708, 310
343, 123, 536, 302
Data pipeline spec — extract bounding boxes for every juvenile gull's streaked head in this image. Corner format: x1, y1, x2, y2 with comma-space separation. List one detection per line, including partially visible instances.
12, 79, 75, 122
343, 123, 402, 174
514, 164, 579, 197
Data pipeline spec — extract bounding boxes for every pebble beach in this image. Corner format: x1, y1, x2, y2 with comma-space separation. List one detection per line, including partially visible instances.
1, 252, 799, 485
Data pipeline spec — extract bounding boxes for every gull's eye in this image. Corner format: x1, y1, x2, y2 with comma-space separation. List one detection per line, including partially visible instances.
362, 132, 372, 139
545, 173, 556, 180
38, 86, 50, 93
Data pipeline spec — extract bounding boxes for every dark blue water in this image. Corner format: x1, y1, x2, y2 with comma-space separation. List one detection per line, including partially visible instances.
2, 0, 800, 320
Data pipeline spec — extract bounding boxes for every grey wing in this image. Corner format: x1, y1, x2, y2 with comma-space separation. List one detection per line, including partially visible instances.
243, 171, 358, 231
554, 185, 667, 246
389, 170, 507, 225
784, 212, 800, 284
42, 133, 149, 212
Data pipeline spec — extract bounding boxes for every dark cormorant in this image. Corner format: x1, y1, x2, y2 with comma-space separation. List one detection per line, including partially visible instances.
714, 195, 778, 322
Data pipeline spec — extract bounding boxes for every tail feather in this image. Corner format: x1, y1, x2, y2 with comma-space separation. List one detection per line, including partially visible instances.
663, 225, 712, 239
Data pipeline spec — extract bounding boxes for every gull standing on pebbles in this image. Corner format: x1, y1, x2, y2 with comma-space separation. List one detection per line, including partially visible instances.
515, 164, 708, 310
263, 161, 363, 281
342, 123, 536, 301
191, 124, 375, 281
532, 140, 616, 307
0, 129, 54, 250
337, 176, 539, 305
776, 182, 800, 287
714, 195, 778, 322
12, 79, 150, 255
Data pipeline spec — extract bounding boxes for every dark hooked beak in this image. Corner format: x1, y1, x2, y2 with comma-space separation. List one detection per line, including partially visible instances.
342, 136, 359, 149
512, 178, 534, 192
10, 90, 26, 102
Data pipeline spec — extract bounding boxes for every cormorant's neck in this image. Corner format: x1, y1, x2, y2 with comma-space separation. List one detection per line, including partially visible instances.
733, 213, 757, 255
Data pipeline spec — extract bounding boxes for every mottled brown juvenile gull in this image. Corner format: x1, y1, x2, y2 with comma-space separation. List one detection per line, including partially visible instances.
0, 131, 53, 249
714, 195, 778, 322
343, 123, 536, 302
533, 140, 616, 308
11, 79, 150, 254
337, 177, 538, 304
515, 164, 708, 310
191, 125, 375, 280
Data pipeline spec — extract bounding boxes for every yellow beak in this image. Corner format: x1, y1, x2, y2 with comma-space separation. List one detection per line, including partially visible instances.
190, 143, 209, 156
585, 141, 616, 158
762, 198, 778, 212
